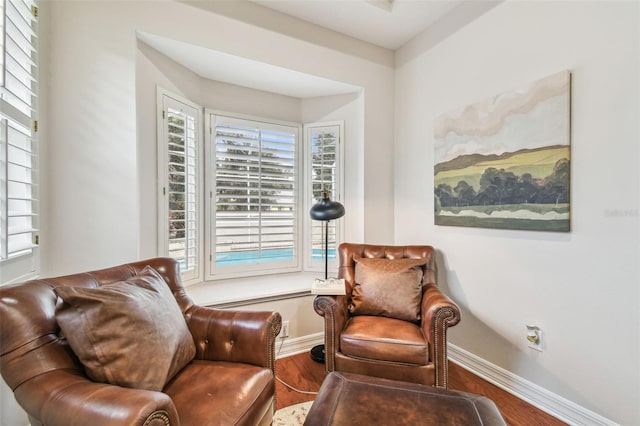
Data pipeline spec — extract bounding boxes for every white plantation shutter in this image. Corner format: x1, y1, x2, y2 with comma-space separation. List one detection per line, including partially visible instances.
2, 120, 37, 258
158, 91, 201, 282
305, 122, 344, 271
210, 114, 300, 278
2, 0, 37, 118
0, 0, 38, 276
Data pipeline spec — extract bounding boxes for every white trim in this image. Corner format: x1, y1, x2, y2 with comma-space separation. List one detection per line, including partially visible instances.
302, 121, 345, 275
0, 269, 38, 286
275, 332, 324, 359
448, 344, 618, 426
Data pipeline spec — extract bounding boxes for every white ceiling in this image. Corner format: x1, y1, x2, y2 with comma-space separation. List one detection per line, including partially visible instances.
140, 0, 467, 98
253, 0, 464, 50
138, 31, 362, 98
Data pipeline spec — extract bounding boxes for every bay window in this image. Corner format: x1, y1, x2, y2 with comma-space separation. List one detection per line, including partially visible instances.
157, 89, 344, 284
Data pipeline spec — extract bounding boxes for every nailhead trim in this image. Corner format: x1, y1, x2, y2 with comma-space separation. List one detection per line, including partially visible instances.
143, 411, 170, 426
434, 307, 456, 388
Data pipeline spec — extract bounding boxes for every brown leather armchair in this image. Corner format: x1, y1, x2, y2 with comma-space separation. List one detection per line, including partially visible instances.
0, 258, 282, 426
314, 243, 460, 388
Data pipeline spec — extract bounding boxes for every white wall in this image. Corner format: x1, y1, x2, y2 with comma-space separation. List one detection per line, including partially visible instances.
394, 1, 639, 424
43, 2, 140, 275
230, 294, 323, 345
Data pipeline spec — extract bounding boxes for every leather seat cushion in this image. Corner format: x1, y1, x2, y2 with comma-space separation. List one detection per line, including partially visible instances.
340, 316, 428, 365
164, 360, 275, 426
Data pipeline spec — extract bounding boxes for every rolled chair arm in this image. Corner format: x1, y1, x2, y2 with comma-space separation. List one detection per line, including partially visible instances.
185, 305, 281, 371
421, 284, 461, 388
15, 370, 178, 426
314, 295, 349, 372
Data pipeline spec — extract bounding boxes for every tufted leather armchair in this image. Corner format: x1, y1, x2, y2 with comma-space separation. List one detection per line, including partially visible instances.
0, 257, 281, 426
314, 243, 460, 388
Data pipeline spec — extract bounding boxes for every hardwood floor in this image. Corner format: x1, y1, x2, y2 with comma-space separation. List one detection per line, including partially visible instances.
275, 351, 325, 409
275, 352, 566, 426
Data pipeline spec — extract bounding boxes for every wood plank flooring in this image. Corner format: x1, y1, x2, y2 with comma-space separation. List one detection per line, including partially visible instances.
275, 352, 566, 426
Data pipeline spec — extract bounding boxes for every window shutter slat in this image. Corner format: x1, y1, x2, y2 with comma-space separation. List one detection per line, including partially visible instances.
2, 0, 37, 119
1, 117, 38, 260
213, 115, 298, 272
165, 105, 199, 277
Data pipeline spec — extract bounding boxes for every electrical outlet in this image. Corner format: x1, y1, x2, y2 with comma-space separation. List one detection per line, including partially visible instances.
526, 325, 543, 351
280, 321, 290, 339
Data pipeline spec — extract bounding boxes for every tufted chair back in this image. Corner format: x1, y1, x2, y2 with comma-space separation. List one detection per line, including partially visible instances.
338, 243, 437, 296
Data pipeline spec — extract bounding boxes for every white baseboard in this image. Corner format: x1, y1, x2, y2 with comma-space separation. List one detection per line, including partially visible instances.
448, 344, 617, 426
275, 332, 324, 359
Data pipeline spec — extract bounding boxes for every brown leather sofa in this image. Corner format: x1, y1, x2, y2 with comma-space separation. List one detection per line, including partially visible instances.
0, 257, 282, 426
314, 243, 461, 388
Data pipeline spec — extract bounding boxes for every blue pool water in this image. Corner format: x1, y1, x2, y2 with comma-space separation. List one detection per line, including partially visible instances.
216, 248, 336, 265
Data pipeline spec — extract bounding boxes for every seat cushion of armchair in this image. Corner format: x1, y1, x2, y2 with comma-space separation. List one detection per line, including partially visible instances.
340, 316, 428, 365
164, 360, 275, 426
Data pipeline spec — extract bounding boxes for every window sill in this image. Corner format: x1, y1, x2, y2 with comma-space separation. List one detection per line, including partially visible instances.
185, 271, 320, 307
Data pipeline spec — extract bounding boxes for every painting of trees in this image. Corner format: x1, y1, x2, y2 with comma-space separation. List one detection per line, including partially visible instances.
437, 158, 569, 209
434, 71, 571, 231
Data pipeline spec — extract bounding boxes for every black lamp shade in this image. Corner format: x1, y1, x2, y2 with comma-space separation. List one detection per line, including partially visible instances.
309, 193, 345, 221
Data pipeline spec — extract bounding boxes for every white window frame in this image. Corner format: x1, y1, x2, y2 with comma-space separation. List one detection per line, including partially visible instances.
156, 88, 203, 284
205, 110, 302, 281
303, 121, 345, 274
0, 0, 39, 285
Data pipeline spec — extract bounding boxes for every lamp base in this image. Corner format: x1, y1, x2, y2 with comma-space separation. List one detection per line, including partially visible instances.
310, 344, 325, 363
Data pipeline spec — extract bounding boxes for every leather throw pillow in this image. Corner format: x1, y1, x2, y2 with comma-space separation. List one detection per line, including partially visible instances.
349, 257, 426, 322
55, 265, 196, 391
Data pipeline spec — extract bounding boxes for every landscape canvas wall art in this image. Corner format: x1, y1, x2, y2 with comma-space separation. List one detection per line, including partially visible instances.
434, 70, 571, 232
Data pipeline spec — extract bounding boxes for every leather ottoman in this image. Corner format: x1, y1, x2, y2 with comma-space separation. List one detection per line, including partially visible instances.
304, 372, 507, 425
